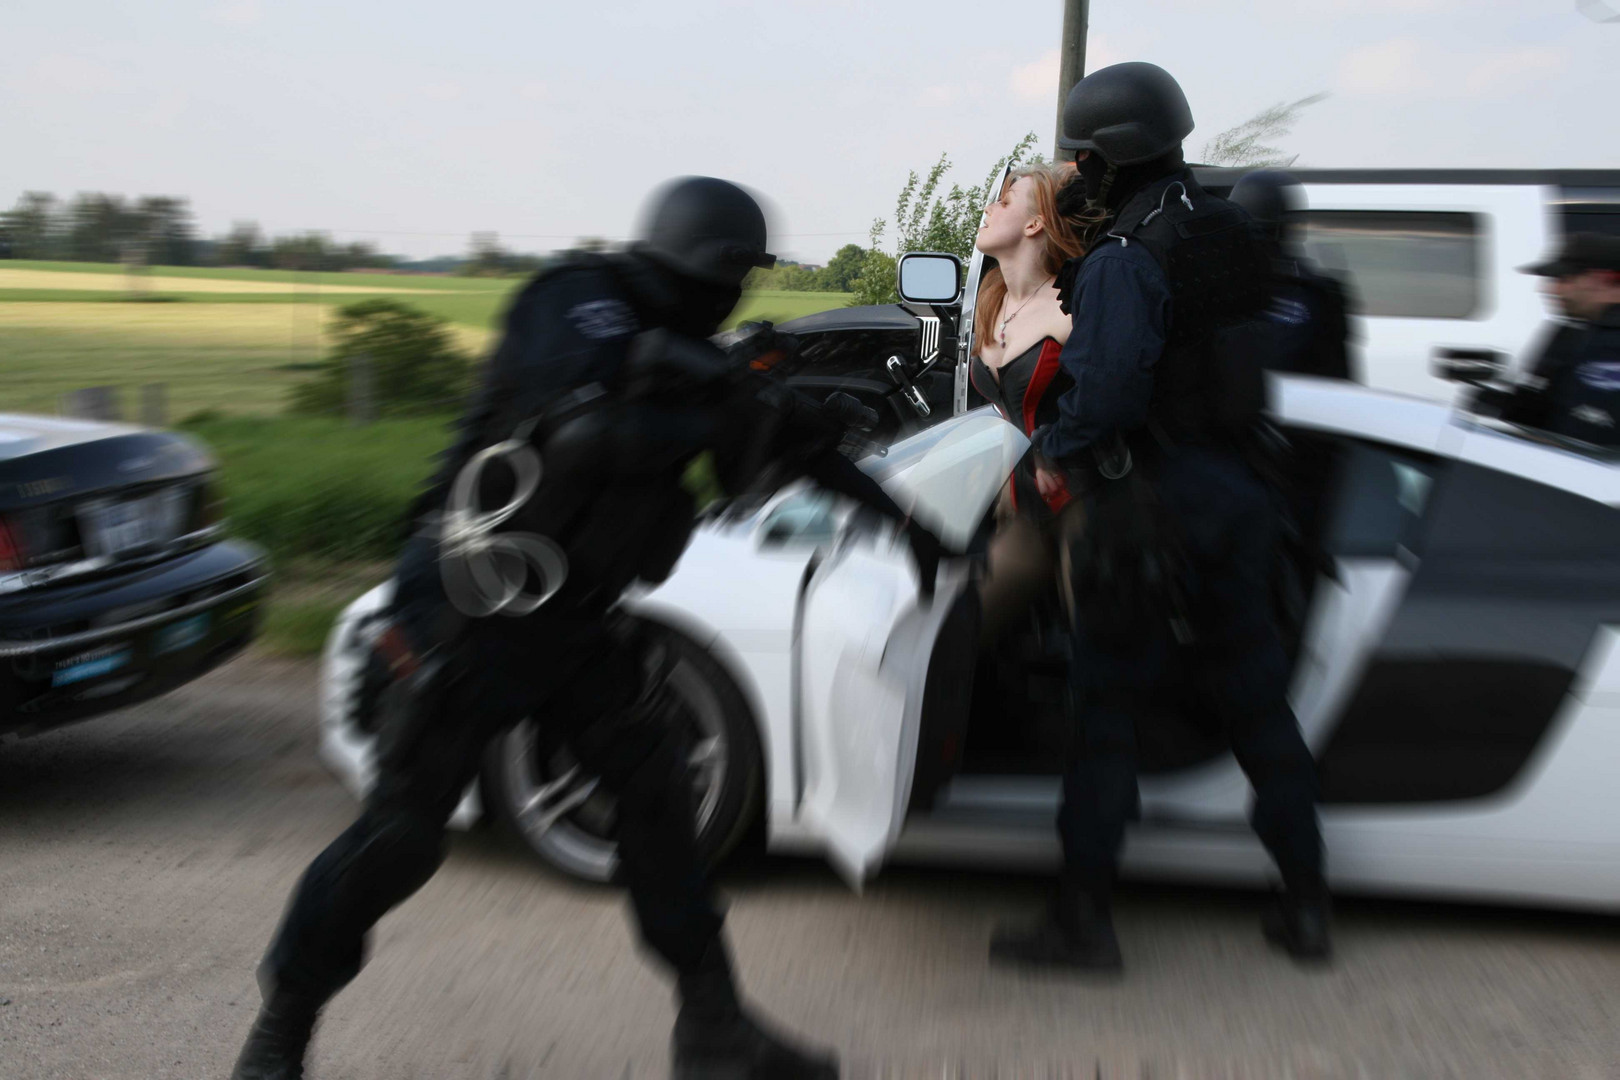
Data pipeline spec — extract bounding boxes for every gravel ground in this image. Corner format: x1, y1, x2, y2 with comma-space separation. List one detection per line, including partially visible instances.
1, 653, 1615, 1080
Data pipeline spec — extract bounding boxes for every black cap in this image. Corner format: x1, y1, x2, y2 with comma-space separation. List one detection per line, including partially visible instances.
1519, 232, 1620, 278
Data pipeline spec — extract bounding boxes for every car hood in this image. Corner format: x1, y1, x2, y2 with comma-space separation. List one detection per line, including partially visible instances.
0, 413, 147, 462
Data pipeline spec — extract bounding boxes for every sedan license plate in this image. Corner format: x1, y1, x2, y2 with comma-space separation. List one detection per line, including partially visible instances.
52, 645, 132, 687
153, 613, 210, 655
79, 489, 186, 558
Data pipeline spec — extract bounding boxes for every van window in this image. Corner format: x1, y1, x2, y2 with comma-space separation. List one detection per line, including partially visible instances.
1298, 210, 1483, 320
1557, 186, 1620, 239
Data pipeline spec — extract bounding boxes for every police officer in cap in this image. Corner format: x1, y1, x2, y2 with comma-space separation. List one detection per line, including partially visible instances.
230, 176, 944, 1080
989, 62, 1329, 972
1229, 169, 1355, 382
1486, 231, 1620, 447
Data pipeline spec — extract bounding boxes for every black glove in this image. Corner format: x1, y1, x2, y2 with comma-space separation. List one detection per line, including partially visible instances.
904, 519, 943, 601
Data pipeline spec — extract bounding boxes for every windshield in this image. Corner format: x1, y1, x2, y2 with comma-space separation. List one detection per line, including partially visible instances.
860, 407, 1029, 549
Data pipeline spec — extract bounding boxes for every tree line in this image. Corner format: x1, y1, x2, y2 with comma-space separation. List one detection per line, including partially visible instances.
0, 191, 393, 271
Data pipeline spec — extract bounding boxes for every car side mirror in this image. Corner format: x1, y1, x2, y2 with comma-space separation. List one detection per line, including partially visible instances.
1432, 347, 1508, 386
897, 252, 962, 305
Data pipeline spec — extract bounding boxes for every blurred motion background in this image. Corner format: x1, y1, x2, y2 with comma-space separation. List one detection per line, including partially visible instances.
2, 0, 1615, 650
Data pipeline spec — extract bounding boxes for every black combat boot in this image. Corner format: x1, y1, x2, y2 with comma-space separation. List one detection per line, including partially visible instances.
1261, 876, 1333, 963
672, 942, 839, 1080
989, 875, 1123, 973
229, 990, 322, 1080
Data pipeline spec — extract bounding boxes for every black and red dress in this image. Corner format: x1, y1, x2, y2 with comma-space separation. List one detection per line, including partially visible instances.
969, 337, 1074, 517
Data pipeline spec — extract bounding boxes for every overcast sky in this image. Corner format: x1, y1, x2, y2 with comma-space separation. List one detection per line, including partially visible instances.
5, 0, 1616, 264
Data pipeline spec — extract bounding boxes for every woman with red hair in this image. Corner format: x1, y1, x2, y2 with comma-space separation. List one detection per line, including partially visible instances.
969, 163, 1095, 644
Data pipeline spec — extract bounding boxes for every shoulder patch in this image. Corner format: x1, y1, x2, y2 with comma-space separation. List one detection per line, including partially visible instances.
1577, 361, 1620, 392
1266, 296, 1312, 326
567, 299, 638, 341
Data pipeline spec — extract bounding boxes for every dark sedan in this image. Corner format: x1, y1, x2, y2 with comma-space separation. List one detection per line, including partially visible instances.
0, 413, 268, 735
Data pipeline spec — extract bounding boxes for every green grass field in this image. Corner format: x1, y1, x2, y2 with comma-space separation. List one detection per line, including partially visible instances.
0, 262, 851, 419
0, 261, 853, 652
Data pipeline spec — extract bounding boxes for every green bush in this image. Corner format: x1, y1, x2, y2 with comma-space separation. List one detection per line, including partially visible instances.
287, 298, 472, 418
181, 414, 448, 565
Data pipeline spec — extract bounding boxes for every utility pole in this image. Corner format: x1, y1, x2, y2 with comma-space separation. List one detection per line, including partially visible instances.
1055, 0, 1089, 161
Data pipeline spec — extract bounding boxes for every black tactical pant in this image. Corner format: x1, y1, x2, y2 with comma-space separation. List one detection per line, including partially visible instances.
1060, 449, 1323, 898
259, 612, 721, 1002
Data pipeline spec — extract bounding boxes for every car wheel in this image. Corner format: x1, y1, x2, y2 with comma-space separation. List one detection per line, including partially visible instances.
480, 623, 763, 884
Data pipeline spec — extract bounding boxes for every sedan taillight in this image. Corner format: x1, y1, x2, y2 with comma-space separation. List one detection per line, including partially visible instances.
0, 515, 27, 572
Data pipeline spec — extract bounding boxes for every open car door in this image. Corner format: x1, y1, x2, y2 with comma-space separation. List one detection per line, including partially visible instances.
794, 410, 1027, 886
953, 163, 1011, 417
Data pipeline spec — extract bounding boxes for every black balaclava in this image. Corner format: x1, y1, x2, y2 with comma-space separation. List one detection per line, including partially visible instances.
1074, 151, 1113, 208
617, 250, 742, 338
1079, 147, 1187, 217
671, 276, 742, 338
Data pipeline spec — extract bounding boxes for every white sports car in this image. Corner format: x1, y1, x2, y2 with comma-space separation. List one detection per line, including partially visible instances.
319, 371, 1619, 914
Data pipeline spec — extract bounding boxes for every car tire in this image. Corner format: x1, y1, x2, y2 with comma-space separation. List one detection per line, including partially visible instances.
479, 621, 763, 884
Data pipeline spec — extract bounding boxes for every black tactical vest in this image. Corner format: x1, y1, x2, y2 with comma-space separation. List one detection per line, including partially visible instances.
400, 256, 729, 629
1108, 171, 1271, 444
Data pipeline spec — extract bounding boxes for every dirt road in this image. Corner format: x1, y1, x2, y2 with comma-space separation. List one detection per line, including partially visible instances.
1, 654, 1615, 1079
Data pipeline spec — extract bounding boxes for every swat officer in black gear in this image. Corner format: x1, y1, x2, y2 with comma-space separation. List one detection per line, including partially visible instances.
988, 62, 1329, 973
1480, 232, 1620, 447
1229, 169, 1355, 382
230, 177, 943, 1080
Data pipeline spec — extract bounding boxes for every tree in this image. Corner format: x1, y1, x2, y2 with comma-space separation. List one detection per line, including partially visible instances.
0, 192, 62, 259
67, 194, 141, 263
136, 196, 196, 265
850, 132, 1041, 307
463, 231, 508, 276
287, 299, 472, 417
821, 243, 866, 293
218, 222, 266, 266
1201, 94, 1328, 169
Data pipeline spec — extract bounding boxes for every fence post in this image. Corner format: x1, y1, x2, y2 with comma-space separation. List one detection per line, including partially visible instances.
346, 352, 376, 425
60, 386, 124, 422
141, 383, 168, 427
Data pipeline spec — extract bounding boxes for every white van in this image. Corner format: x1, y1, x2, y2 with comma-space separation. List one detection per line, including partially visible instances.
1199, 168, 1620, 403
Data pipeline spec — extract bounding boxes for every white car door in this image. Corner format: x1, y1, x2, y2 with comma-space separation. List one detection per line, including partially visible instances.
953, 164, 1012, 417
793, 410, 1027, 886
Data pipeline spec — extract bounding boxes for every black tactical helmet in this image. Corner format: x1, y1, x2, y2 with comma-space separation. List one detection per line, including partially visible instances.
1058, 62, 1194, 165
1229, 169, 1303, 241
633, 176, 777, 287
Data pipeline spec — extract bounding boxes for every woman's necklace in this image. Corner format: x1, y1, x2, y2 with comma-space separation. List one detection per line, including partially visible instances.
997, 275, 1055, 346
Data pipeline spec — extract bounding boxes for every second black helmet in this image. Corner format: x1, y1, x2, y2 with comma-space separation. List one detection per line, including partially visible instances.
1058, 61, 1194, 166
633, 176, 777, 288
1229, 170, 1304, 242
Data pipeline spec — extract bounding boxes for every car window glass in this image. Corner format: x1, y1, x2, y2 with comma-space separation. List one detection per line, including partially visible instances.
759, 491, 837, 547
1320, 441, 1443, 558
1298, 210, 1483, 319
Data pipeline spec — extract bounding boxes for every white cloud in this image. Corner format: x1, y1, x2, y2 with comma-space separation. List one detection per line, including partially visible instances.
916, 84, 959, 107
26, 53, 124, 96
422, 82, 464, 102
204, 0, 263, 25
1462, 46, 1566, 94
1338, 38, 1569, 99
1009, 49, 1059, 102
1009, 33, 1130, 104
1337, 37, 1431, 96
519, 82, 549, 101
